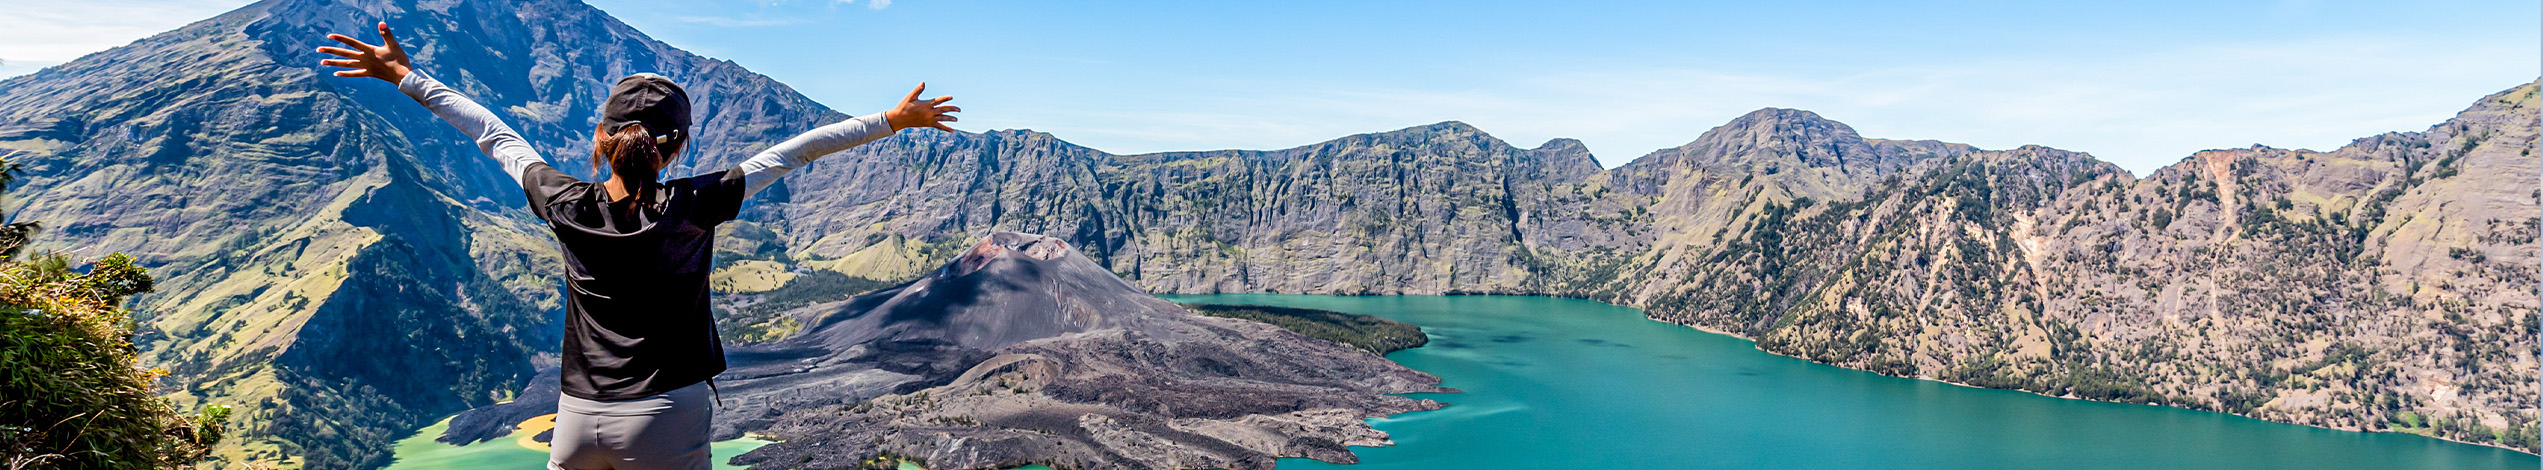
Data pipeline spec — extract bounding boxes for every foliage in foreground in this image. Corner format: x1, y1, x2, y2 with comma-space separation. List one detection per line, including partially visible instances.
1, 250, 226, 469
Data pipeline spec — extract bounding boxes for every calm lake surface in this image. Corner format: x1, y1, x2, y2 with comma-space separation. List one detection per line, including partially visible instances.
382, 416, 769, 470
1163, 294, 2538, 470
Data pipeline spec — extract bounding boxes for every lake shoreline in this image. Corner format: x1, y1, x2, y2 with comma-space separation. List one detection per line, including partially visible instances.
1196, 292, 2534, 456
1641, 311, 2538, 456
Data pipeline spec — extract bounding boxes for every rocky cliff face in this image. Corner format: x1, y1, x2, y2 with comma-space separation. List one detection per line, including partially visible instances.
3, 0, 2535, 466
1599, 86, 2540, 450
742, 122, 1647, 300
1594, 108, 1979, 308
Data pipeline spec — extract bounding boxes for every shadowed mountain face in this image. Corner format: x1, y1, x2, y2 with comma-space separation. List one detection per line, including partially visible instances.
1, 0, 2536, 466
448, 233, 1448, 470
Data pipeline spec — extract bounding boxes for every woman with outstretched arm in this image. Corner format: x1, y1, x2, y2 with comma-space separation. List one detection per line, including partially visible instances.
317, 22, 959, 470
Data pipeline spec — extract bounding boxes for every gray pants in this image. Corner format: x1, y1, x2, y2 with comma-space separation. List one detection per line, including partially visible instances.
549, 381, 713, 470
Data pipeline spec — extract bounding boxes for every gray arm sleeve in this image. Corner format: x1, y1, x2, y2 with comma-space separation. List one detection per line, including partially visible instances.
397, 70, 546, 183
737, 113, 896, 196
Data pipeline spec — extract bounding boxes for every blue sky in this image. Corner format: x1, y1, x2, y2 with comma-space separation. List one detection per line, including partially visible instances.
1, 0, 2535, 173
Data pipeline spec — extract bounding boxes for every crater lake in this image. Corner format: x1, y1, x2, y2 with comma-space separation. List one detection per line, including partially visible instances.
1160, 294, 2538, 470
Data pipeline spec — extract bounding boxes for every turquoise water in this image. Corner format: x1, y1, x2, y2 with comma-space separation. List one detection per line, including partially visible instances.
381, 413, 1053, 470
1161, 294, 2538, 470
383, 416, 769, 469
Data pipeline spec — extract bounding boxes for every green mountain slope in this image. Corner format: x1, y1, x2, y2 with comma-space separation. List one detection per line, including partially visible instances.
0, 0, 850, 467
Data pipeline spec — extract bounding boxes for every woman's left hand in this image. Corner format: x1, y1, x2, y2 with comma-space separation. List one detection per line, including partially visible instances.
886, 83, 960, 132
316, 22, 414, 84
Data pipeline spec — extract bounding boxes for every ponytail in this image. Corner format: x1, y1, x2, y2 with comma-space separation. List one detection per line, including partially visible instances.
592, 123, 665, 187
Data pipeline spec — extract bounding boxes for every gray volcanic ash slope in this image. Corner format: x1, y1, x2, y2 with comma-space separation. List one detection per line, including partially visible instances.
455, 232, 1448, 470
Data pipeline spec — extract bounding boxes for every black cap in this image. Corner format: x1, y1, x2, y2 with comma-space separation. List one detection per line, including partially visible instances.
601, 73, 691, 146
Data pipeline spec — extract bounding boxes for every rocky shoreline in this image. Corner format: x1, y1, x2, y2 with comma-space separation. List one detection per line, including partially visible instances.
1652, 314, 2541, 456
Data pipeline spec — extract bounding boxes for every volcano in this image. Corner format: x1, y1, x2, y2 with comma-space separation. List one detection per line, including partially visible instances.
448, 232, 1448, 469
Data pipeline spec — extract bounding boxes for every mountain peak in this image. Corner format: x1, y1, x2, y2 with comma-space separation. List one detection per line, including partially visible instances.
1280, 120, 1514, 154
1533, 137, 1589, 153
1619, 106, 1892, 173
1711, 107, 1859, 146
782, 231, 1169, 354
1359, 120, 1488, 139
1724, 107, 1843, 128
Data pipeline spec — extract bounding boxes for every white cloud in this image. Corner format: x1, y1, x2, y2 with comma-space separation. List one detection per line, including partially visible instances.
867, 0, 890, 10
0, 0, 257, 79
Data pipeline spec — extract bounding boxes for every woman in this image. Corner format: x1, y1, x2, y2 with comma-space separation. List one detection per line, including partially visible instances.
317, 22, 958, 470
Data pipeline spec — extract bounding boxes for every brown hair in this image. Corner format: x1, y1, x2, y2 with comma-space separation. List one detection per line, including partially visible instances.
591, 123, 676, 188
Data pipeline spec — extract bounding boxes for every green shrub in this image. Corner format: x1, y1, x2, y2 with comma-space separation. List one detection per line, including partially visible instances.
2, 252, 225, 469
2396, 411, 2427, 429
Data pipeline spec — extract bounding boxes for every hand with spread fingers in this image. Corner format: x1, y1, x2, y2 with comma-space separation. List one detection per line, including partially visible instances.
316, 22, 413, 84
885, 83, 961, 132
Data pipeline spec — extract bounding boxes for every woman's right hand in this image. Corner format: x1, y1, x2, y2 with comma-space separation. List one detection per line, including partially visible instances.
317, 22, 414, 84
886, 83, 961, 132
